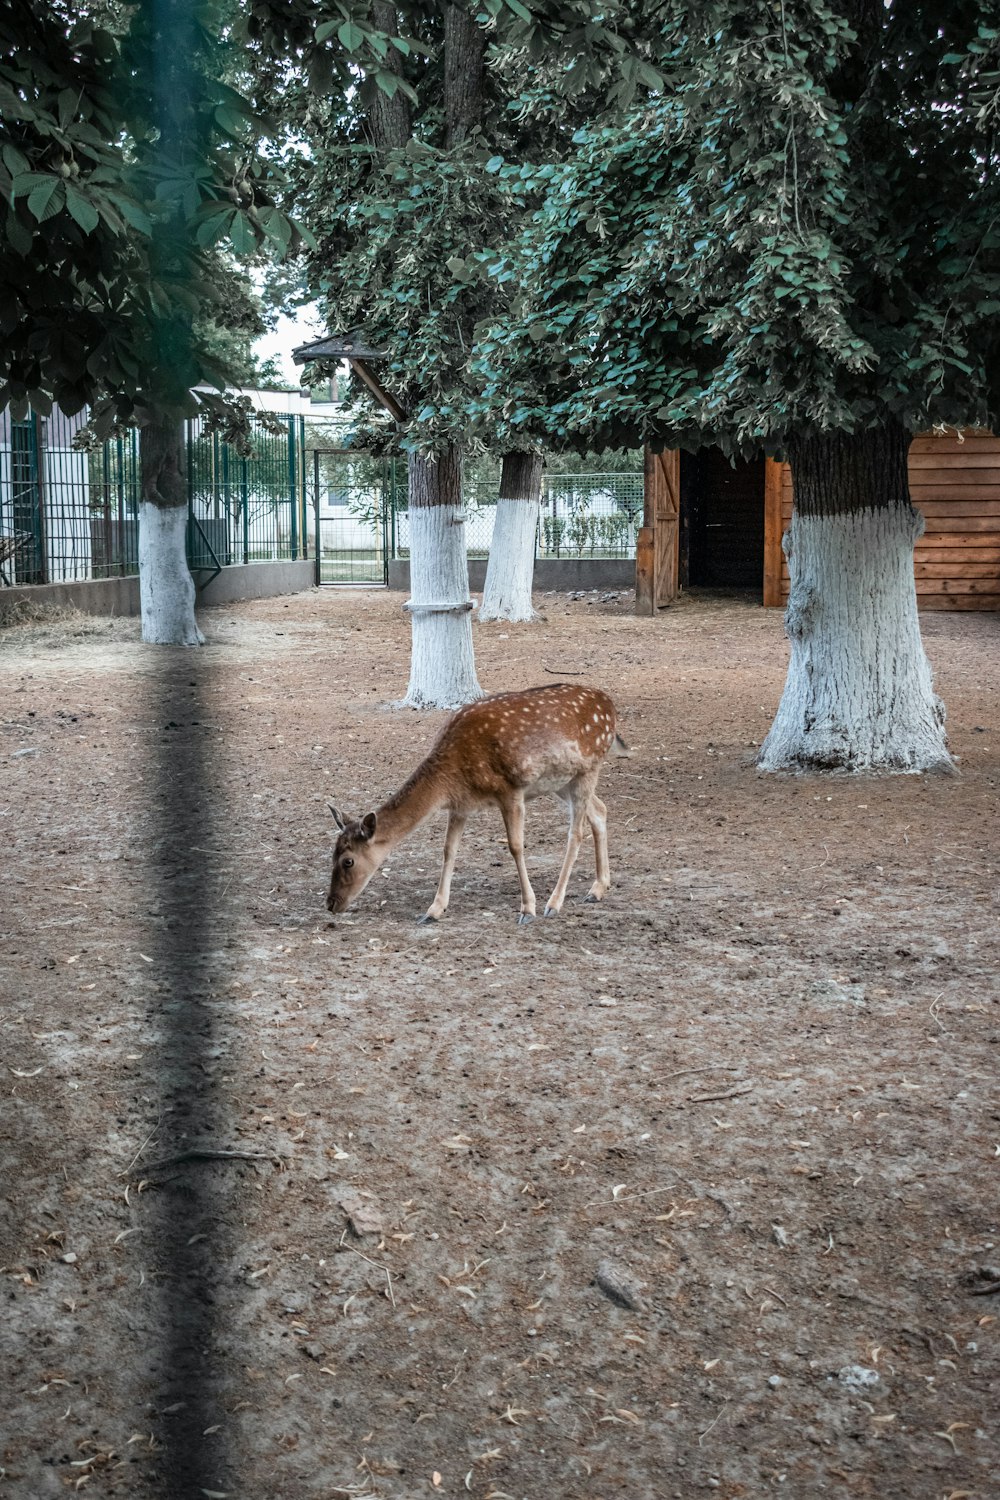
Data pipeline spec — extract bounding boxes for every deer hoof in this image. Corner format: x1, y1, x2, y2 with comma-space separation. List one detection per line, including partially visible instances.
416, 912, 439, 925
517, 912, 535, 926
584, 894, 600, 904
543, 905, 559, 919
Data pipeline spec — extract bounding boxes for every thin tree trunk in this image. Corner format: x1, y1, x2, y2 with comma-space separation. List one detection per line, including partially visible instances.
369, 2, 411, 150
401, 444, 482, 708
480, 451, 542, 622
758, 422, 952, 773
138, 419, 203, 647
443, 4, 486, 148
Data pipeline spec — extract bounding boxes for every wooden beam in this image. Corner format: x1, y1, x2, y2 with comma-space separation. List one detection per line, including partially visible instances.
763, 457, 784, 608
635, 526, 655, 614
349, 358, 408, 423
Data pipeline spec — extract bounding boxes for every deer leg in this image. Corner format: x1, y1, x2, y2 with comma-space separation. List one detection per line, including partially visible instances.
544, 776, 595, 916
584, 792, 611, 903
420, 810, 466, 922
498, 793, 537, 923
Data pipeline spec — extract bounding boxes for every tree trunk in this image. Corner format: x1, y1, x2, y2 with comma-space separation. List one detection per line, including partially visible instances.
479, 451, 542, 622
138, 419, 203, 647
401, 444, 482, 709
758, 423, 952, 774
369, 2, 411, 151
443, 4, 486, 148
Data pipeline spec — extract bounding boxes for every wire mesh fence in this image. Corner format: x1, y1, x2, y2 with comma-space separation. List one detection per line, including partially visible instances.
306, 437, 397, 584
2, 408, 643, 590
0, 408, 309, 588
185, 414, 304, 574
391, 469, 644, 561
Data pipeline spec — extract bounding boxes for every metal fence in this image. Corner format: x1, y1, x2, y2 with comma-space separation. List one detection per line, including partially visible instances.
391, 470, 645, 561
1, 409, 643, 590
185, 415, 303, 577
308, 443, 400, 585
0, 408, 312, 589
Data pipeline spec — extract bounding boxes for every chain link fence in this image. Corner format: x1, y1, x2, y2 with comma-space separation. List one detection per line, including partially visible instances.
392, 469, 644, 561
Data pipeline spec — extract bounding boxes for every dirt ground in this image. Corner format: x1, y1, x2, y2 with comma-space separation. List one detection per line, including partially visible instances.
1, 586, 998, 1500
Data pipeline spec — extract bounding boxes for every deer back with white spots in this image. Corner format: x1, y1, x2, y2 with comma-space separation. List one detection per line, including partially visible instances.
327, 684, 628, 924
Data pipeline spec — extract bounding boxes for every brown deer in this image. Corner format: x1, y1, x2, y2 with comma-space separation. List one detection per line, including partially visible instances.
327, 684, 628, 924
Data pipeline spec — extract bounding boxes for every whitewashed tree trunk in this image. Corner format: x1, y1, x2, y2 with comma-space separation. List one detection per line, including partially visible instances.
480, 451, 542, 622
139, 421, 203, 647
400, 445, 482, 710
759, 424, 952, 774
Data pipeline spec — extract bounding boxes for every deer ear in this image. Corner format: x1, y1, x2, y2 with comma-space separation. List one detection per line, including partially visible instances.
329, 804, 347, 831
361, 812, 377, 840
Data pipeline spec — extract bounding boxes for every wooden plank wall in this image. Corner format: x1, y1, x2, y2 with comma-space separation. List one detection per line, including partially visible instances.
770, 431, 1000, 611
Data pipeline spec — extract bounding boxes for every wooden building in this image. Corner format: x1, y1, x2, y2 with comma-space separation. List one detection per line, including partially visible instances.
636, 430, 1000, 613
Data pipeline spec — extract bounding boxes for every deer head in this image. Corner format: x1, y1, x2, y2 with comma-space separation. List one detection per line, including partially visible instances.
327, 807, 380, 914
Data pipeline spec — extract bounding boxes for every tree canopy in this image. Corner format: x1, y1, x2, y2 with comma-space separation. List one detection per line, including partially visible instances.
472, 0, 1000, 456
253, 0, 663, 454
0, 0, 307, 433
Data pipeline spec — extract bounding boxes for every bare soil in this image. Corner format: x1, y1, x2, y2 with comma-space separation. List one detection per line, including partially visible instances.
1, 587, 998, 1500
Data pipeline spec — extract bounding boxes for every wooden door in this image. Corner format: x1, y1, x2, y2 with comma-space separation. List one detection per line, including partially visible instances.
636, 446, 680, 613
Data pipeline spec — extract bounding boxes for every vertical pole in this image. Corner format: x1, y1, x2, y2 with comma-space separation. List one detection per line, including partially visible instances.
241, 456, 249, 566
299, 416, 308, 561
185, 418, 195, 569
381, 457, 389, 583
288, 416, 298, 561
221, 441, 230, 566
313, 447, 321, 586
115, 434, 126, 574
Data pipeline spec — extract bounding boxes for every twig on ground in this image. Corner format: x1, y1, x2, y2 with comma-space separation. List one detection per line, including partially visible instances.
542, 666, 585, 675
663, 1065, 741, 1081
139, 1148, 283, 1172
687, 1082, 755, 1104
698, 1401, 729, 1446
119, 1117, 162, 1177
339, 1240, 396, 1308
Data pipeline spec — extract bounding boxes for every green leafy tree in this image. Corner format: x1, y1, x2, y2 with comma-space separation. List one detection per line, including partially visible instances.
251, 0, 661, 663
1, 0, 309, 642
476, 0, 1000, 770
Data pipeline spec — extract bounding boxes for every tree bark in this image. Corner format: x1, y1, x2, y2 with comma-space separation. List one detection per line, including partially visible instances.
401, 443, 482, 708
480, 451, 543, 622
138, 419, 203, 647
758, 422, 952, 774
444, 4, 486, 148
368, 2, 411, 151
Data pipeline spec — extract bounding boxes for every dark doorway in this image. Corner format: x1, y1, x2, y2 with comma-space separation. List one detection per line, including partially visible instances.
680, 449, 765, 591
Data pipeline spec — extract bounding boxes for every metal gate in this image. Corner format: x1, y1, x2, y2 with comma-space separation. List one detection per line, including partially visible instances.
9, 416, 45, 583
313, 449, 394, 585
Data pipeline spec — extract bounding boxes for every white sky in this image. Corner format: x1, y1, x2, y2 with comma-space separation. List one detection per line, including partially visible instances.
252, 304, 325, 387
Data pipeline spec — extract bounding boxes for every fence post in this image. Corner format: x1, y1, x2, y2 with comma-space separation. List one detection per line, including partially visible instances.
241, 456, 249, 565
287, 416, 298, 561
299, 416, 308, 561
313, 448, 322, 586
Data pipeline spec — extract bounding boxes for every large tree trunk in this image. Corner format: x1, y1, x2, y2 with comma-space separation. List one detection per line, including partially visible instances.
401, 444, 482, 709
139, 419, 203, 647
758, 423, 952, 774
480, 451, 542, 622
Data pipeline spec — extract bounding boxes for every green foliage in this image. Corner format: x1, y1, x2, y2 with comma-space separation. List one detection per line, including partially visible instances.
255, 0, 665, 457
474, 0, 1000, 453
1, 0, 308, 433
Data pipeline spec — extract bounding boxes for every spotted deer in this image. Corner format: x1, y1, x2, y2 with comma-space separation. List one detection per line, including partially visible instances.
327, 684, 628, 924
